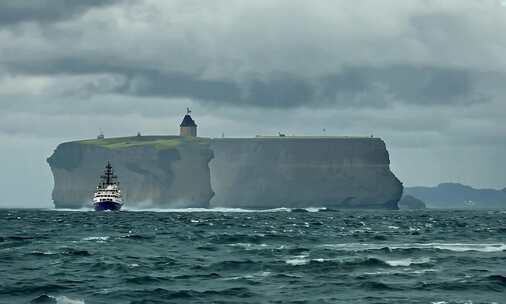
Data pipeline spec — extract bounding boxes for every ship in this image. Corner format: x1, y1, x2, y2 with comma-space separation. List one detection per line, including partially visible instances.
93, 162, 123, 211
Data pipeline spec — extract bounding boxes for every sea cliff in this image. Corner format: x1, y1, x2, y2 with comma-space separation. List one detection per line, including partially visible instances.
47, 136, 213, 209
47, 136, 403, 209
210, 137, 402, 209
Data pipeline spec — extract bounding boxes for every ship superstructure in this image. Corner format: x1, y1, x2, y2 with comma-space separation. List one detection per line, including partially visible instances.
93, 162, 123, 211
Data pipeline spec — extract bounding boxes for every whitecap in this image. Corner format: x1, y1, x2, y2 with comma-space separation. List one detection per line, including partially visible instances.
47, 295, 86, 304
312, 258, 339, 263
363, 269, 436, 275
285, 255, 310, 266
229, 243, 270, 250
49, 206, 329, 213
363, 270, 399, 275
223, 271, 272, 280
427, 243, 506, 252
409, 269, 437, 274
321, 243, 506, 252
122, 207, 293, 213
31, 250, 56, 256
384, 257, 431, 267
49, 208, 93, 212
304, 207, 327, 212
432, 302, 477, 304
118, 207, 328, 212
82, 236, 109, 242
285, 258, 309, 266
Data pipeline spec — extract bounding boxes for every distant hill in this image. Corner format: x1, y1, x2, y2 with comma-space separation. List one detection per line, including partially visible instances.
405, 183, 506, 209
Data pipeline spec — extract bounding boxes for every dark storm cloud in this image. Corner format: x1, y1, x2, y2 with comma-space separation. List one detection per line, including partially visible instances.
3, 54, 487, 109
0, 0, 120, 26
124, 72, 317, 108
81, 66, 492, 108
0, 1, 501, 110
320, 66, 482, 108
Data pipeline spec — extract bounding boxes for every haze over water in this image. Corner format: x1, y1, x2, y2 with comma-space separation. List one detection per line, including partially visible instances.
1, 208, 505, 304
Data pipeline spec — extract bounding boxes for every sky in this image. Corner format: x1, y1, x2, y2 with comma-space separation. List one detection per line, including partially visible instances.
1, 0, 505, 207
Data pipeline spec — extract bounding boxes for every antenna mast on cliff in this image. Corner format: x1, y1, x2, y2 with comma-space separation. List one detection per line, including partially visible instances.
97, 129, 105, 140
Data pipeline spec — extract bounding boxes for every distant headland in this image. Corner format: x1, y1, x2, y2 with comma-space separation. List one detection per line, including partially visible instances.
405, 183, 506, 209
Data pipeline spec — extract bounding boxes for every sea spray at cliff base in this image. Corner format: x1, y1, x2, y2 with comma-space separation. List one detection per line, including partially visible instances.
50, 207, 326, 213
47, 136, 402, 209
1, 209, 504, 303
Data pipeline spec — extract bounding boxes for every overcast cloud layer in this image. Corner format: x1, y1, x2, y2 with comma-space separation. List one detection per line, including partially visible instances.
0, 0, 505, 207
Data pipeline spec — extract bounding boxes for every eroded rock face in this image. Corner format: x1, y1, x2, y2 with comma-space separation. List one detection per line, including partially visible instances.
209, 137, 403, 209
398, 195, 426, 210
48, 136, 403, 209
47, 139, 213, 209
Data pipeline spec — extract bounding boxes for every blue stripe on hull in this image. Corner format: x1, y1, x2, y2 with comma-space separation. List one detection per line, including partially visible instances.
94, 201, 122, 211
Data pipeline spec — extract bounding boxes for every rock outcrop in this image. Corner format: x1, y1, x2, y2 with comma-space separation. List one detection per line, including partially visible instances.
47, 136, 403, 209
397, 195, 426, 210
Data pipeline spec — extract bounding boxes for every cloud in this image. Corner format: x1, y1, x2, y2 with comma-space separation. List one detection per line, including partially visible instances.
0, 0, 503, 110
0, 0, 120, 26
0, 0, 506, 194
0, 59, 491, 109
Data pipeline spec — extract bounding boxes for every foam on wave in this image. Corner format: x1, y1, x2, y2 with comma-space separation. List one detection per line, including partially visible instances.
384, 257, 432, 267
284, 256, 431, 267
122, 207, 327, 213
49, 208, 93, 212
50, 206, 329, 213
31, 295, 86, 304
321, 243, 506, 253
81, 236, 109, 242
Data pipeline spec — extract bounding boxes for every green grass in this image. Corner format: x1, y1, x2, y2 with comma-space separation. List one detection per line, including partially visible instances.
79, 136, 208, 150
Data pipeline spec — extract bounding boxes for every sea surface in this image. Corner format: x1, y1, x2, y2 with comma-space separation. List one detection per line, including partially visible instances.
0, 208, 505, 304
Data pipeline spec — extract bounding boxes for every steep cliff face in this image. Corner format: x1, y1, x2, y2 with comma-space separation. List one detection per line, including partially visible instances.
209, 137, 402, 209
47, 136, 213, 209
48, 136, 403, 209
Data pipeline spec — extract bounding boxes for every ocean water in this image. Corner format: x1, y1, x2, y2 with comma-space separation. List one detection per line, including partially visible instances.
0, 208, 505, 304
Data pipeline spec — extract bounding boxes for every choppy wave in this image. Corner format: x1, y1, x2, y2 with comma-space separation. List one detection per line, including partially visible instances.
123, 207, 328, 213
50, 207, 329, 213
321, 243, 506, 252
81, 236, 109, 242
30, 250, 57, 256
49, 208, 94, 212
285, 256, 433, 268
383, 257, 432, 267
30, 295, 85, 304
3, 209, 506, 303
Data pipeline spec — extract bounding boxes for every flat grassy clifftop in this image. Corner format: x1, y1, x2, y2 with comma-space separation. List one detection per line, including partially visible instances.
78, 136, 209, 150
79, 135, 377, 150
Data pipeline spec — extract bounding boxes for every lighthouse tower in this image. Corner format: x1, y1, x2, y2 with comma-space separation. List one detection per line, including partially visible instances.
180, 108, 197, 137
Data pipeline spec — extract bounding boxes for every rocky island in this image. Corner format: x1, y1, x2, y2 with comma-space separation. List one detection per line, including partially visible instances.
47, 112, 403, 209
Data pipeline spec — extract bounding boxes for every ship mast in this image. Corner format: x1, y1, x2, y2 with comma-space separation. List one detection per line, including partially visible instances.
100, 161, 117, 186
